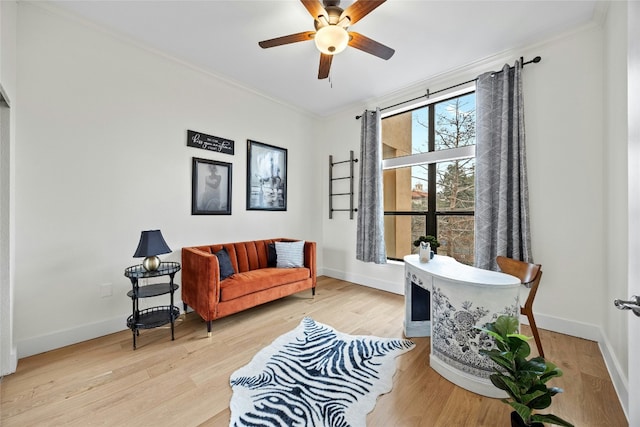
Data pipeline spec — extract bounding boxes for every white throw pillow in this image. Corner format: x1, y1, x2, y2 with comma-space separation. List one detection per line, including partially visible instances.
275, 241, 305, 268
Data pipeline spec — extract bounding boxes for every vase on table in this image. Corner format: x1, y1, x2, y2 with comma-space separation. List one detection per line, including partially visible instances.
419, 242, 431, 263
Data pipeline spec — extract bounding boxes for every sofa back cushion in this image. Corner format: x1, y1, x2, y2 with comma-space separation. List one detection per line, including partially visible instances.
194, 239, 301, 274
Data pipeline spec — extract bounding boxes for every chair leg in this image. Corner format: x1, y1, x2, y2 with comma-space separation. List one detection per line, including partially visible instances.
524, 308, 544, 358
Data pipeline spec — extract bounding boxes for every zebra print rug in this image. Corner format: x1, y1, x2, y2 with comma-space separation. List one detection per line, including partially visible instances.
229, 317, 415, 427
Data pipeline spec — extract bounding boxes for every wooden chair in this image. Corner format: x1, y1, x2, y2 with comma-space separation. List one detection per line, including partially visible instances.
496, 256, 545, 358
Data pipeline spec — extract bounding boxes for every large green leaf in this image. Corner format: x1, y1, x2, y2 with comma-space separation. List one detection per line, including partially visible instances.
506, 335, 531, 359
487, 353, 516, 373
540, 361, 564, 383
517, 358, 547, 376
528, 392, 552, 410
509, 402, 532, 424
531, 413, 575, 427
515, 385, 546, 405
494, 315, 519, 336
490, 374, 520, 400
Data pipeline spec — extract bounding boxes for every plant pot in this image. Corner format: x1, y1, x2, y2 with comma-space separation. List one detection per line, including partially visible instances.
510, 412, 543, 427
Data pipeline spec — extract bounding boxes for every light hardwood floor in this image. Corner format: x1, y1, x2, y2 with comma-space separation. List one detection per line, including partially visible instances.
0, 276, 628, 426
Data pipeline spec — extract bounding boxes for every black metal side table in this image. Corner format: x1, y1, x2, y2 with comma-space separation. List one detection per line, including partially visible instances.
124, 261, 181, 350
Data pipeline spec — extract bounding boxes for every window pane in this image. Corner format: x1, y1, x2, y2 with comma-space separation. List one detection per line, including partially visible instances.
382, 107, 428, 160
383, 167, 428, 213
384, 213, 429, 261
381, 90, 476, 264
436, 159, 475, 212
435, 93, 476, 150
437, 215, 475, 265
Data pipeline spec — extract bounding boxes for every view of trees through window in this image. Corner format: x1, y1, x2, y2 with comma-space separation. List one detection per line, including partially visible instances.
382, 91, 476, 265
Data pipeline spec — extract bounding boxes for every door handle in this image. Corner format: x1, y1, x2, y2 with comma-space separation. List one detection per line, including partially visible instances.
614, 295, 640, 317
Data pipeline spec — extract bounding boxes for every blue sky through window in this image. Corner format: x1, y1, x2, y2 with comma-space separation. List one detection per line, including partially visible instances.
410, 93, 476, 191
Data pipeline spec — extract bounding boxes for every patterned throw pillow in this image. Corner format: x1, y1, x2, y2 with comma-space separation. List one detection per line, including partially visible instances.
275, 241, 305, 268
215, 248, 235, 279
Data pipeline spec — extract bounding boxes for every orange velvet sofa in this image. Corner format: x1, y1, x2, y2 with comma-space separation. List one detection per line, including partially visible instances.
181, 238, 316, 334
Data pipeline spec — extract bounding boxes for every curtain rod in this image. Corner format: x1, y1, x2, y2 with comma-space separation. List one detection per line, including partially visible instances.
355, 55, 541, 119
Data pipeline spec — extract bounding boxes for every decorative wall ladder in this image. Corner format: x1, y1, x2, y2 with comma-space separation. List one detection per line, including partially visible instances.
329, 150, 358, 219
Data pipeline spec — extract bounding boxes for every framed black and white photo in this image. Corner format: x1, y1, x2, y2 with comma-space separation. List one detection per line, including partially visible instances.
192, 157, 232, 215
246, 140, 287, 211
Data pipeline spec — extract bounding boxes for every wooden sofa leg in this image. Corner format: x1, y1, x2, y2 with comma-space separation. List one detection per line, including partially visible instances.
207, 321, 212, 337
312, 287, 316, 297
183, 303, 188, 312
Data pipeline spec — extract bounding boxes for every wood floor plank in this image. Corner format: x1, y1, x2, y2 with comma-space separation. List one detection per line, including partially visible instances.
0, 277, 628, 426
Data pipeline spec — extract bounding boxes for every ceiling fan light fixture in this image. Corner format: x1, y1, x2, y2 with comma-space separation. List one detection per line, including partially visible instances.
314, 25, 349, 55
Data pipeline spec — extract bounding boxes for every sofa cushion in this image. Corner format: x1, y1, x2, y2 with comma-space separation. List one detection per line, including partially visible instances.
215, 248, 235, 280
275, 240, 304, 268
267, 243, 277, 267
220, 267, 310, 301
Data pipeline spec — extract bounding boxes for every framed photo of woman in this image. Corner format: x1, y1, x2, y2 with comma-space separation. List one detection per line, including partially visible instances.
192, 157, 232, 215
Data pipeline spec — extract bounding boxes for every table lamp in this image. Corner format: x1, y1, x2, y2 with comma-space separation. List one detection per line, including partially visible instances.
133, 229, 172, 271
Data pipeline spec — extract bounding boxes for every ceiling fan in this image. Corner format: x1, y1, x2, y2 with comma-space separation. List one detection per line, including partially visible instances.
258, 0, 395, 80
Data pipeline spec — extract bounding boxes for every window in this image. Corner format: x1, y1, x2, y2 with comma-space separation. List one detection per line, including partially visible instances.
382, 90, 476, 264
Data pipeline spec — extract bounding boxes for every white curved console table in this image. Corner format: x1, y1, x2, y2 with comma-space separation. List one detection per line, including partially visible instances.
404, 254, 521, 398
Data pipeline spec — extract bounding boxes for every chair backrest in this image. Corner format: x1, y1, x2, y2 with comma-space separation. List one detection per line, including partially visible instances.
496, 255, 541, 286
496, 255, 545, 357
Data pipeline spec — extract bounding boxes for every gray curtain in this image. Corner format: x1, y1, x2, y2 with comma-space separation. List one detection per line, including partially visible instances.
475, 60, 532, 271
356, 108, 387, 264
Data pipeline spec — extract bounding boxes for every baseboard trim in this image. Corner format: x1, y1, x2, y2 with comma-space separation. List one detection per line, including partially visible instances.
16, 316, 127, 359
526, 312, 600, 341
598, 330, 630, 421
321, 267, 403, 295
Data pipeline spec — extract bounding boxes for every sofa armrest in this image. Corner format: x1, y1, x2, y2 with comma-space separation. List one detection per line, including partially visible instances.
181, 247, 221, 320
303, 241, 317, 287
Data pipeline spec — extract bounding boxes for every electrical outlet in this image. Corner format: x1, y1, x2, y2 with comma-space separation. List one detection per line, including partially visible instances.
100, 283, 113, 298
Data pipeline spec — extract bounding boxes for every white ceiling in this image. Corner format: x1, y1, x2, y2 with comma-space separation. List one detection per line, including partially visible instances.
48, 0, 600, 117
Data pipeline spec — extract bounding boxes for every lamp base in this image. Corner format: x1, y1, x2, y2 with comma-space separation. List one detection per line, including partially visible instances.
142, 256, 161, 271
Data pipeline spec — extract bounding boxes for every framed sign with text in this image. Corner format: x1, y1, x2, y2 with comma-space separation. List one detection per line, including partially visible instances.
187, 130, 234, 155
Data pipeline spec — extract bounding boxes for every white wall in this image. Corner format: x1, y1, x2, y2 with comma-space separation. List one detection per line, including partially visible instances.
320, 24, 607, 338
13, 2, 322, 358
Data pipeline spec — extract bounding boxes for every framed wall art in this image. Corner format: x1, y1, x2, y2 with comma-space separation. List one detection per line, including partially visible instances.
192, 157, 232, 215
246, 140, 287, 211
187, 129, 234, 155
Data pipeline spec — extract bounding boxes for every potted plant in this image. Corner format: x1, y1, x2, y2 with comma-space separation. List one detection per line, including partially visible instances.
479, 315, 574, 427
412, 235, 440, 252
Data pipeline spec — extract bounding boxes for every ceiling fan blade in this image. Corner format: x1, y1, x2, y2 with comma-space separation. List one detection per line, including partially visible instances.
348, 32, 394, 60
300, 0, 327, 20
258, 31, 316, 49
340, 0, 386, 25
318, 53, 333, 79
